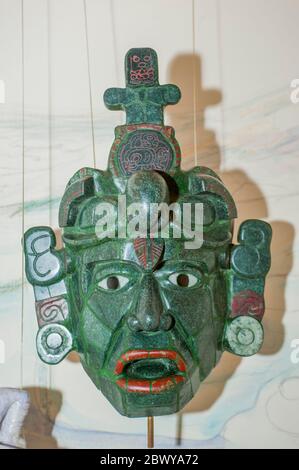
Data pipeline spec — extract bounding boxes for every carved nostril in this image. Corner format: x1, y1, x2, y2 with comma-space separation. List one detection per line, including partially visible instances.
128, 311, 173, 333
127, 315, 142, 332
160, 313, 174, 331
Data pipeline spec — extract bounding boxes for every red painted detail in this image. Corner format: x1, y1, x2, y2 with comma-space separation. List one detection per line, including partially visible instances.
108, 124, 181, 177
133, 238, 148, 268
116, 378, 126, 390
115, 349, 186, 394
116, 375, 186, 394
114, 359, 125, 375
177, 358, 186, 372
115, 350, 148, 373
174, 376, 185, 384
126, 379, 151, 393
164, 127, 172, 138
148, 350, 170, 359
123, 350, 149, 362
150, 241, 164, 268
151, 377, 174, 393
114, 349, 186, 375
231, 289, 264, 319
35, 296, 68, 327
133, 237, 164, 270
149, 350, 177, 361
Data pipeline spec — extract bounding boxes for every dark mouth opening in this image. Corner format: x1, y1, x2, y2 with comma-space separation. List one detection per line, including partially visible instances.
114, 350, 187, 394
124, 358, 179, 380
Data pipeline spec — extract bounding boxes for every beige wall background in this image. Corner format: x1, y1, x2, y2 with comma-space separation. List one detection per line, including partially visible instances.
0, 0, 299, 448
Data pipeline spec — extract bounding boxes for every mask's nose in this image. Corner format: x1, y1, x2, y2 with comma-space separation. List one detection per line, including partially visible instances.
127, 274, 173, 332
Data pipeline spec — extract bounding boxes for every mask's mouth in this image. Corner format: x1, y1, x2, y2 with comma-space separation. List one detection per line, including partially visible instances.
114, 350, 186, 394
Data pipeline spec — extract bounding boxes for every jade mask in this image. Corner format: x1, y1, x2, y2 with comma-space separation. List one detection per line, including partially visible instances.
23, 48, 271, 418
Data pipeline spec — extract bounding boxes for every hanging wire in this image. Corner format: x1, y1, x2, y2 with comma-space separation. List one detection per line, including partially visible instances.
20, 0, 25, 390
47, 0, 53, 395
47, 0, 53, 228
83, 0, 96, 169
192, 0, 198, 167
110, 0, 120, 86
216, 0, 226, 170
109, 0, 123, 127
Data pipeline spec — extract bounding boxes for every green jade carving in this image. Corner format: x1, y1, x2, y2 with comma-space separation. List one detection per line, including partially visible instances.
23, 48, 272, 418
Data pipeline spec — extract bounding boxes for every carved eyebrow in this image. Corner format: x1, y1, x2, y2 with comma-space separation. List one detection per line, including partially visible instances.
85, 259, 142, 272
155, 259, 209, 274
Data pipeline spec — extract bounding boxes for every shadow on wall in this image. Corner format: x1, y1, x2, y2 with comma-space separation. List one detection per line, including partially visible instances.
167, 53, 294, 442
167, 53, 222, 171
22, 387, 62, 449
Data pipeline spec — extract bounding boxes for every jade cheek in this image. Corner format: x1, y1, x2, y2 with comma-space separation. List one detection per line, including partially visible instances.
155, 262, 224, 380
76, 262, 139, 365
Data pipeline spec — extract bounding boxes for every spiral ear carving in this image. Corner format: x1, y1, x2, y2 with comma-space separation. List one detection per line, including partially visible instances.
23, 227, 73, 363
23, 227, 66, 285
223, 219, 272, 356
231, 219, 272, 278
223, 316, 264, 356
36, 323, 73, 364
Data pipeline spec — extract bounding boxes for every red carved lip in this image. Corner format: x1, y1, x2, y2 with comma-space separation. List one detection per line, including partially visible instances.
114, 349, 186, 394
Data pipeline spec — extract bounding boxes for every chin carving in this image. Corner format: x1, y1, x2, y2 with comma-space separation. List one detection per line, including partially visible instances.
23, 48, 272, 418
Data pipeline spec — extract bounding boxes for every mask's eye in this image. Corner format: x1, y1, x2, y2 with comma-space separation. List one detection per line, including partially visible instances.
168, 272, 199, 288
98, 275, 129, 291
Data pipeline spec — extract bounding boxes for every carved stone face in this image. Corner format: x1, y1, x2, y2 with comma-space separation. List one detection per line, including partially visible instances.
125, 48, 158, 86
69, 239, 226, 417
23, 47, 272, 420
23, 165, 271, 418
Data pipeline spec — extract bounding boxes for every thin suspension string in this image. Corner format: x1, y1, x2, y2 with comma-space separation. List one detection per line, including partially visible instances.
110, 0, 122, 123
83, 0, 96, 169
110, 0, 119, 84
47, 0, 53, 394
20, 0, 25, 389
216, 0, 226, 171
47, 0, 53, 228
192, 0, 198, 166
